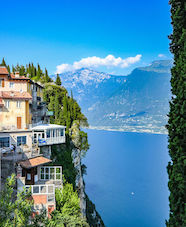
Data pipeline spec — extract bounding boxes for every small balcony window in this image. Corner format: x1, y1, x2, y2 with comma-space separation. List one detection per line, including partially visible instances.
40, 185, 47, 193
16, 101, 21, 108
0, 137, 10, 148
17, 136, 27, 146
9, 82, 14, 88
27, 173, 31, 180
46, 129, 50, 138
33, 186, 39, 194
5, 100, 10, 108
60, 129, 64, 137
40, 166, 62, 181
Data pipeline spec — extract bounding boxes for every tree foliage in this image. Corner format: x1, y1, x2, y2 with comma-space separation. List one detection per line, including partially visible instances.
0, 58, 10, 73
55, 74, 62, 86
53, 178, 89, 227
11, 62, 53, 83
0, 175, 47, 227
166, 0, 186, 226
69, 121, 90, 157
43, 84, 88, 132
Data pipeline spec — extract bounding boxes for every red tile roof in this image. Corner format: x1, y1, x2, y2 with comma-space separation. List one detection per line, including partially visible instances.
0, 67, 9, 75
19, 156, 52, 168
0, 91, 32, 100
10, 73, 30, 80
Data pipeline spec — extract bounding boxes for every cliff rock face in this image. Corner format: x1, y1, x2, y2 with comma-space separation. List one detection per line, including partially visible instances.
70, 121, 105, 226
71, 147, 105, 226
72, 147, 86, 217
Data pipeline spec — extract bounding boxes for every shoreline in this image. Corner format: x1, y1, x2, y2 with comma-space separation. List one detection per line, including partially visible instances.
83, 126, 168, 135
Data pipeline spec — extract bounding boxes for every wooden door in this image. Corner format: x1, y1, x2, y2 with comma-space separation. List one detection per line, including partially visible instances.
17, 117, 22, 129
2, 79, 4, 87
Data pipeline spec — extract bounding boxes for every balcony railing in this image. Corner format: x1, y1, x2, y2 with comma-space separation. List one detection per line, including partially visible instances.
37, 136, 65, 146
1, 145, 40, 161
25, 184, 55, 203
25, 184, 55, 195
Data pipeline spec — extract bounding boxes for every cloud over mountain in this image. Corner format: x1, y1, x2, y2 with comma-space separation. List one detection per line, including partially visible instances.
56, 54, 142, 74
158, 54, 166, 58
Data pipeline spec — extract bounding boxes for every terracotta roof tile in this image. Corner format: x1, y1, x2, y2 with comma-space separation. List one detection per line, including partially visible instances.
0, 91, 32, 100
10, 74, 30, 80
19, 156, 52, 169
0, 67, 9, 75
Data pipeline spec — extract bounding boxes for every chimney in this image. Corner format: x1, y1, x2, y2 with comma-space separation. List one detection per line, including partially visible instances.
15, 71, 20, 78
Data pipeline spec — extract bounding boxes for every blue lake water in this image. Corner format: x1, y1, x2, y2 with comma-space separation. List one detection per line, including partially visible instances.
83, 129, 170, 227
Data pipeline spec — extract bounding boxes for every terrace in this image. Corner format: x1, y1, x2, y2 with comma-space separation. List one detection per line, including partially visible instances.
25, 184, 55, 204
32, 124, 66, 146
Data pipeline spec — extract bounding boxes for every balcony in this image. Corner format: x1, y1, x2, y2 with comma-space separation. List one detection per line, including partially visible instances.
1, 145, 40, 161
25, 184, 55, 195
25, 184, 55, 204
37, 136, 65, 146
32, 124, 66, 146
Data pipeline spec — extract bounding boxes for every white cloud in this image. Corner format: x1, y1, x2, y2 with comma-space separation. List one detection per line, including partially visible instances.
158, 54, 166, 58
56, 54, 142, 74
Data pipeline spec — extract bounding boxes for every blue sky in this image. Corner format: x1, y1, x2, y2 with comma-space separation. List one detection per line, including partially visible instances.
0, 0, 172, 75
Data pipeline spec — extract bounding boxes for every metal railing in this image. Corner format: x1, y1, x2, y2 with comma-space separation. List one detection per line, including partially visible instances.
25, 184, 55, 195
37, 136, 65, 146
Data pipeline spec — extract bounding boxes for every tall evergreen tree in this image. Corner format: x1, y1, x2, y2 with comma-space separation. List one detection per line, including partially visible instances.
0, 57, 6, 66
45, 68, 51, 83
36, 64, 42, 80
56, 74, 62, 86
166, 0, 186, 226
7, 65, 10, 73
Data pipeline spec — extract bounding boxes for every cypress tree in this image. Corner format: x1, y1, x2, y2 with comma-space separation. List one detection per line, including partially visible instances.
45, 68, 51, 83
54, 92, 60, 123
56, 74, 62, 86
166, 0, 186, 226
7, 65, 10, 73
36, 64, 42, 80
0, 57, 6, 66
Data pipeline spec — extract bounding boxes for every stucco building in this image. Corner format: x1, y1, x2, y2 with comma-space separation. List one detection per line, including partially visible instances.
0, 66, 66, 217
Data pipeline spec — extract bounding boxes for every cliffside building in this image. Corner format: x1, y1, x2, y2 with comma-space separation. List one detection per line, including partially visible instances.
0, 66, 65, 217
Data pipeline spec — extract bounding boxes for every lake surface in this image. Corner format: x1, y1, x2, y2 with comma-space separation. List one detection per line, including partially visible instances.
83, 129, 170, 227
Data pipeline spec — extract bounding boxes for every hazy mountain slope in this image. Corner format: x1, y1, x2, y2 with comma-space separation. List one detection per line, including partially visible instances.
56, 60, 172, 134
57, 68, 127, 111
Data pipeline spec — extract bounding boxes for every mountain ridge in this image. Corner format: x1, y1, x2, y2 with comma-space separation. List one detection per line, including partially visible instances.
53, 60, 172, 134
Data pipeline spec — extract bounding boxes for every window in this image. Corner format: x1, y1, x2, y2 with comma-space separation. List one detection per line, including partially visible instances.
0, 79, 4, 87
5, 100, 10, 108
33, 186, 39, 193
27, 173, 31, 180
60, 129, 64, 137
46, 129, 50, 138
9, 82, 14, 88
0, 137, 10, 148
34, 133, 37, 144
40, 166, 62, 181
16, 101, 21, 108
56, 168, 61, 180
17, 136, 26, 146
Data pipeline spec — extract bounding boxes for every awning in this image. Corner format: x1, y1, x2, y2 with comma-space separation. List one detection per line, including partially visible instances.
18, 156, 52, 169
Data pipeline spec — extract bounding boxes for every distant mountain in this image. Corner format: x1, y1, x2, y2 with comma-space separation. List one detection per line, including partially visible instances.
56, 68, 127, 112
56, 60, 172, 134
